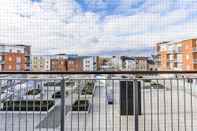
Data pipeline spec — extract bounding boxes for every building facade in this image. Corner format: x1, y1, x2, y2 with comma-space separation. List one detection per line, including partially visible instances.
125, 59, 136, 71
83, 56, 97, 71
135, 57, 149, 71
50, 54, 68, 72
156, 38, 197, 71
0, 44, 31, 71
121, 56, 136, 71
31, 55, 51, 71
111, 56, 123, 71
67, 58, 83, 72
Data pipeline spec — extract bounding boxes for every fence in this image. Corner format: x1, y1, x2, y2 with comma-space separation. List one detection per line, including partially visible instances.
0, 72, 197, 131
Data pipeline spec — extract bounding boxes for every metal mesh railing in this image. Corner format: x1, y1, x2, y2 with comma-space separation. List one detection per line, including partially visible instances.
0, 73, 197, 131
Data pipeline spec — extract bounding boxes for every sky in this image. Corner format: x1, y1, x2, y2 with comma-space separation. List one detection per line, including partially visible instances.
0, 0, 197, 56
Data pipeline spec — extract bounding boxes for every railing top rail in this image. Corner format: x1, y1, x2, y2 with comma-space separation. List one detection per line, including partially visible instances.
70, 77, 197, 80
0, 77, 196, 80
0, 77, 69, 80
0, 71, 197, 74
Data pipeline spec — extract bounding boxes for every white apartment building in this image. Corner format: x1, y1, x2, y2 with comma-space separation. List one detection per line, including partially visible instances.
111, 56, 123, 71
31, 55, 51, 71
124, 59, 136, 71
83, 56, 97, 71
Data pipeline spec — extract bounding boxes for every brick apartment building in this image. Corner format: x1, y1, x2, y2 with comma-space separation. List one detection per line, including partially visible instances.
156, 38, 197, 71
0, 44, 31, 71
50, 54, 68, 72
67, 57, 83, 72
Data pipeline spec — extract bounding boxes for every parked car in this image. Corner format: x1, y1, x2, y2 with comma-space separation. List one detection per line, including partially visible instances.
136, 75, 143, 78
122, 75, 128, 78
151, 83, 165, 89
144, 83, 165, 89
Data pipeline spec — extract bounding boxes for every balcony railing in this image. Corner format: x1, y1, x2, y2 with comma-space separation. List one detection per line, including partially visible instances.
192, 47, 197, 52
193, 59, 197, 64
0, 71, 197, 131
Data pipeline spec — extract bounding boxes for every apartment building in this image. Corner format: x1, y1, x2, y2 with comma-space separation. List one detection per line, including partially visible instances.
156, 38, 197, 71
111, 56, 123, 71
50, 54, 68, 72
82, 56, 97, 71
121, 56, 136, 71
135, 57, 149, 71
31, 55, 51, 71
67, 57, 83, 72
0, 44, 31, 71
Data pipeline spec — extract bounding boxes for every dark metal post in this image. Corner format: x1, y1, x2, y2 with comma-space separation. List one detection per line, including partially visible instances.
134, 80, 139, 131
61, 78, 65, 131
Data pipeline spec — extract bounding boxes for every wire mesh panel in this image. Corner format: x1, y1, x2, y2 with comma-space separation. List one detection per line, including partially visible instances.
0, 78, 63, 131
66, 76, 197, 131
0, 75, 197, 131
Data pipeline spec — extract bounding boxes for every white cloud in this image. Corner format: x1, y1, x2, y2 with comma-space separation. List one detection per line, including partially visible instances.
0, 0, 197, 56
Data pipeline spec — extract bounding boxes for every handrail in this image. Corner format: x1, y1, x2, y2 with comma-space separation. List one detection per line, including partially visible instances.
0, 71, 197, 74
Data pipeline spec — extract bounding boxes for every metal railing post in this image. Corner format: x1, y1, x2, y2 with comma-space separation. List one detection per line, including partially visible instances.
134, 80, 139, 131
61, 78, 65, 131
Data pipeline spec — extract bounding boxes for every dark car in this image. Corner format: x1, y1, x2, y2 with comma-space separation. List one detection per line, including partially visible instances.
151, 83, 165, 89
122, 75, 128, 78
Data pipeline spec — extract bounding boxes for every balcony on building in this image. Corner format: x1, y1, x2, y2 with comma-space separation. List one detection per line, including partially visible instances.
193, 59, 197, 64
193, 47, 197, 52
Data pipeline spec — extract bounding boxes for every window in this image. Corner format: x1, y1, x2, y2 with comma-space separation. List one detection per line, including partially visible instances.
16, 65, 21, 71
186, 54, 190, 60
8, 65, 12, 70
8, 57, 12, 62
16, 57, 21, 63
69, 61, 74, 64
187, 65, 190, 70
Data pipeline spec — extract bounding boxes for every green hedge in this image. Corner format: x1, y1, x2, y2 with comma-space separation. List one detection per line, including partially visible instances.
65, 82, 75, 86
1, 100, 55, 111
72, 100, 89, 111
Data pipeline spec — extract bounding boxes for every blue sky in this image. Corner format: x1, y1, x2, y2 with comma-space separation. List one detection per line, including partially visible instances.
0, 0, 197, 56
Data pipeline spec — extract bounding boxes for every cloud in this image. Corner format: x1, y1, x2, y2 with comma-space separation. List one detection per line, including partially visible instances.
0, 0, 197, 56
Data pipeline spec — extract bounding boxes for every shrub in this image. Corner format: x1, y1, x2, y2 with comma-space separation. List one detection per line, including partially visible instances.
81, 82, 94, 95
26, 89, 41, 95
72, 100, 89, 111
143, 79, 151, 83
1, 100, 55, 111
